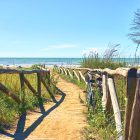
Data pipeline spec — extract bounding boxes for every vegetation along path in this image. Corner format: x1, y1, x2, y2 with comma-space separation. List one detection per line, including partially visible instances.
0, 76, 87, 140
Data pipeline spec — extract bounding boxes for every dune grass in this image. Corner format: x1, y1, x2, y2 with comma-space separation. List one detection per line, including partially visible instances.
0, 69, 57, 130
80, 48, 127, 139
83, 75, 126, 140
81, 46, 126, 69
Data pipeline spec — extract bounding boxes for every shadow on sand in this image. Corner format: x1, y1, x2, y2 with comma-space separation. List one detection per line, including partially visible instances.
0, 87, 66, 140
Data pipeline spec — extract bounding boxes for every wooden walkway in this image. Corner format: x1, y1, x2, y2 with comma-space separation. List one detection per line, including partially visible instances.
0, 77, 87, 140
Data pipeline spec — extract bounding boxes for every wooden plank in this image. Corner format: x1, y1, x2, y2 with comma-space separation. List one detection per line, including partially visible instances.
106, 89, 112, 113
0, 83, 21, 104
124, 68, 137, 140
103, 68, 129, 77
86, 68, 129, 77
59, 68, 62, 74
73, 70, 80, 81
19, 73, 25, 105
78, 71, 86, 84
108, 77, 123, 140
60, 68, 64, 74
59, 68, 61, 73
63, 68, 68, 75
128, 69, 140, 140
37, 66, 46, 70
37, 72, 41, 98
61, 68, 64, 74
23, 76, 38, 97
67, 69, 73, 79
63, 68, 66, 75
57, 67, 130, 77
60, 68, 63, 74
102, 74, 108, 111
104, 74, 112, 113
41, 77, 57, 103
68, 67, 93, 71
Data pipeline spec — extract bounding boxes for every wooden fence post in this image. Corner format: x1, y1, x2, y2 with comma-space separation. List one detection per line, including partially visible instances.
105, 74, 112, 114
0, 83, 21, 104
63, 68, 67, 75
108, 77, 123, 140
19, 72, 25, 107
128, 69, 140, 140
59, 68, 61, 74
23, 76, 38, 97
37, 72, 41, 98
78, 71, 86, 83
102, 74, 108, 111
73, 70, 80, 81
62, 68, 65, 75
67, 69, 73, 79
124, 68, 137, 140
60, 68, 63, 74
41, 77, 57, 103
72, 69, 74, 78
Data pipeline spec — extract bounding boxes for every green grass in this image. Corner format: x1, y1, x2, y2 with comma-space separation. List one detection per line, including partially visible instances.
81, 47, 126, 69
0, 69, 57, 130
79, 47, 127, 139
83, 75, 126, 140
83, 78, 126, 140
55, 67, 127, 140
58, 72, 86, 90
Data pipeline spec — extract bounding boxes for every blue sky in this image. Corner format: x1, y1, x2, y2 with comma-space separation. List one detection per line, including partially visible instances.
0, 0, 139, 58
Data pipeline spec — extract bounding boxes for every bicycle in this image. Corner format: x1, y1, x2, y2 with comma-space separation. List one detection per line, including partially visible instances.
85, 71, 96, 111
85, 70, 103, 111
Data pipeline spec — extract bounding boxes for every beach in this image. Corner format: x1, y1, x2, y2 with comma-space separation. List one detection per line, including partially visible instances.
0, 58, 140, 68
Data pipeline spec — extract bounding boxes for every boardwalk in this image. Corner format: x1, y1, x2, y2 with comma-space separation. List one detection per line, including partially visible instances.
0, 77, 87, 140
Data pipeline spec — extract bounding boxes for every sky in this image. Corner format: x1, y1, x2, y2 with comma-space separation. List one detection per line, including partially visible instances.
0, 0, 140, 58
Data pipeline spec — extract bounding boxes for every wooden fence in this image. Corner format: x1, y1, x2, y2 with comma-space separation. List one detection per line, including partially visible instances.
55, 66, 140, 140
0, 69, 53, 107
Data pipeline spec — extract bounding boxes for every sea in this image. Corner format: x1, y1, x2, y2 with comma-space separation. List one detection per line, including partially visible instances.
0, 58, 82, 67
0, 58, 139, 67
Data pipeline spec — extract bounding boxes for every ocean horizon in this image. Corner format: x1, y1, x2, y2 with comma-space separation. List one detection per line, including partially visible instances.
0, 57, 139, 66
0, 58, 82, 66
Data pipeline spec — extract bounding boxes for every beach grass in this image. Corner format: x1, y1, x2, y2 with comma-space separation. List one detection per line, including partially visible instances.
81, 46, 126, 69
80, 49, 127, 139
83, 75, 126, 139
0, 69, 57, 130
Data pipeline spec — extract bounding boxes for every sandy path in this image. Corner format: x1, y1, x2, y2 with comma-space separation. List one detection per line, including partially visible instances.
0, 77, 87, 140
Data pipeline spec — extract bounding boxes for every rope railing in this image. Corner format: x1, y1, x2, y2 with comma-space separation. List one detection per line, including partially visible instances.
55, 66, 140, 140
